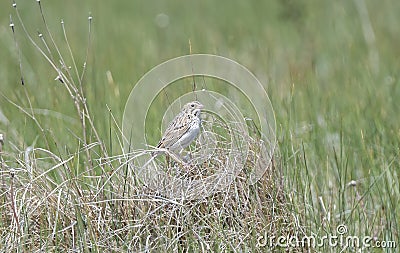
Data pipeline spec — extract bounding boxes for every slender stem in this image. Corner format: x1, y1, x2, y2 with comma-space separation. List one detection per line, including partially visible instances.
10, 170, 21, 235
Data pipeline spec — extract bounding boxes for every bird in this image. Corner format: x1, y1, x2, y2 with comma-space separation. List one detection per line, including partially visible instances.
142, 101, 203, 170
153, 101, 204, 163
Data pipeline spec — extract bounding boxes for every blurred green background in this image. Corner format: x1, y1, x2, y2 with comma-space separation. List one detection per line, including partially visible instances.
0, 0, 399, 239
1, 1, 399, 144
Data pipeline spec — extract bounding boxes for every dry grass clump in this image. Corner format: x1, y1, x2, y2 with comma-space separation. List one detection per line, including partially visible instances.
0, 131, 300, 252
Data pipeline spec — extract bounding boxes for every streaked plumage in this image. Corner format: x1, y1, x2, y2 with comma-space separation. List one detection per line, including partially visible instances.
156, 101, 203, 154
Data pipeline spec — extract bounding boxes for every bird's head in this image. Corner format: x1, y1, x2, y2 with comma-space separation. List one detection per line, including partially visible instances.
184, 101, 204, 116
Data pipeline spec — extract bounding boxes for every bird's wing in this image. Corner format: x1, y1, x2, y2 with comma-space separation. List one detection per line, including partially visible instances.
157, 113, 192, 149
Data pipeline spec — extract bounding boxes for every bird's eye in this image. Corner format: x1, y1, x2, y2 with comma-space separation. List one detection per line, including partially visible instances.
190, 104, 195, 108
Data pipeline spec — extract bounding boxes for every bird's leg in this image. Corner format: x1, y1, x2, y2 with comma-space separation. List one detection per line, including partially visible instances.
166, 155, 171, 168
181, 151, 193, 164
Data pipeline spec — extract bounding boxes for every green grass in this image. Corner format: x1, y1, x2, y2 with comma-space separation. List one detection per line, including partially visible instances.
0, 0, 399, 252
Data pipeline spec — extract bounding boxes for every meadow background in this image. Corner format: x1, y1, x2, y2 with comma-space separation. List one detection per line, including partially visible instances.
0, 0, 399, 251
